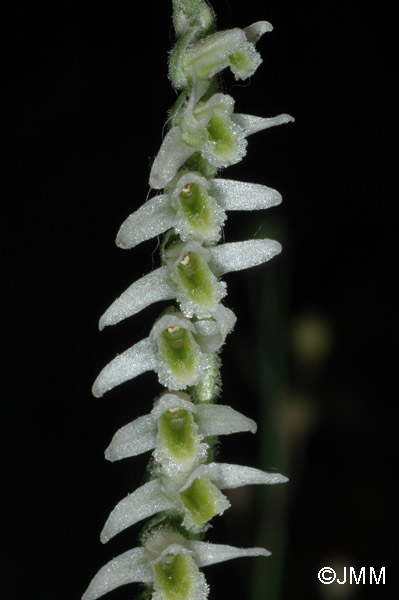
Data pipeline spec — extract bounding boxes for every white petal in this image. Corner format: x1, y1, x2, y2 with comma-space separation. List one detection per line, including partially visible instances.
149, 127, 194, 190
104, 415, 156, 462
244, 21, 273, 43
232, 112, 295, 137
188, 541, 271, 567
92, 338, 157, 398
196, 404, 257, 436
99, 267, 176, 330
152, 543, 194, 564
193, 306, 236, 354
81, 547, 151, 600
214, 304, 236, 343
209, 239, 282, 277
211, 178, 281, 211
151, 393, 197, 419
100, 480, 174, 543
150, 313, 197, 342
116, 194, 176, 249
205, 463, 289, 489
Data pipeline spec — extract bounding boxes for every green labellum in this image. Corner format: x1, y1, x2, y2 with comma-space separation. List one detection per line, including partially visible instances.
174, 251, 216, 310
177, 182, 214, 236
206, 108, 235, 161
158, 408, 198, 461
159, 327, 199, 382
179, 476, 227, 526
229, 48, 252, 76
153, 553, 198, 600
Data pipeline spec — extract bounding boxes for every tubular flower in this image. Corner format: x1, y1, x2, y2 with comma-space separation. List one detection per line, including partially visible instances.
149, 90, 293, 190
83, 1, 292, 599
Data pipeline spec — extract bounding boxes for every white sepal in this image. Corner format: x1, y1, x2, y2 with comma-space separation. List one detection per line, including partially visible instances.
188, 540, 271, 567
99, 267, 175, 331
92, 338, 157, 398
211, 178, 281, 211
100, 479, 174, 544
196, 404, 257, 436
209, 239, 282, 277
150, 126, 195, 190
204, 462, 289, 489
115, 194, 175, 249
105, 414, 156, 462
81, 547, 151, 600
232, 112, 295, 137
180, 462, 288, 492
244, 21, 273, 42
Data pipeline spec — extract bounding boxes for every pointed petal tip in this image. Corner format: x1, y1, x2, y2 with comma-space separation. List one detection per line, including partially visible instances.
104, 448, 115, 462
100, 530, 109, 544
257, 547, 272, 557
244, 21, 273, 43
115, 235, 128, 249
91, 382, 103, 398
282, 113, 295, 123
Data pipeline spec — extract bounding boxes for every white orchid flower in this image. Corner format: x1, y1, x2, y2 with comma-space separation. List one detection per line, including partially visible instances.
100, 461, 287, 542
149, 91, 294, 189
169, 20, 273, 91
99, 239, 281, 329
92, 309, 236, 397
116, 171, 282, 248
105, 391, 257, 468
82, 527, 271, 600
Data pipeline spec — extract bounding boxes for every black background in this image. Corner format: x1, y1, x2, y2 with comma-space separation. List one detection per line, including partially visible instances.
7, 1, 396, 599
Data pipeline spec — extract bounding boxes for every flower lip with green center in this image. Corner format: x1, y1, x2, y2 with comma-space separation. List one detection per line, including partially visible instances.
115, 172, 283, 251
168, 240, 227, 318
104, 392, 257, 464
170, 24, 267, 90
149, 90, 293, 189
99, 461, 288, 543
82, 521, 272, 600
92, 310, 236, 397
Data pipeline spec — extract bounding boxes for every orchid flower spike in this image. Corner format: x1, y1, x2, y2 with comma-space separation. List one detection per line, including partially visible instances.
83, 1, 292, 599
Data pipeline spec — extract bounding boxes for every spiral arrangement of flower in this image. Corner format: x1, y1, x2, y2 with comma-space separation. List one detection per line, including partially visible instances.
83, 2, 292, 599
